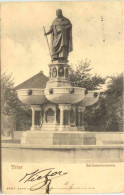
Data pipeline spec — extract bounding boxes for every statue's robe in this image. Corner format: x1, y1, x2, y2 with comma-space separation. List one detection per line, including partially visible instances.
50, 16, 73, 60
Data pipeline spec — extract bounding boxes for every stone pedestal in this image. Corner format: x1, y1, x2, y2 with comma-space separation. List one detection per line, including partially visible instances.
17, 60, 99, 147
46, 63, 71, 88
21, 131, 85, 145
20, 131, 99, 146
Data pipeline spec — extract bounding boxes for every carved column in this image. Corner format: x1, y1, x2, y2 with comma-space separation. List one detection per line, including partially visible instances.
54, 107, 57, 124
31, 105, 42, 131
77, 106, 85, 131
59, 104, 71, 131
31, 107, 35, 130
70, 105, 76, 127
60, 107, 64, 126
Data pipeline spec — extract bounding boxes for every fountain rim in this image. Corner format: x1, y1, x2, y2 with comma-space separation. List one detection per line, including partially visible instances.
16, 88, 45, 92
45, 87, 85, 90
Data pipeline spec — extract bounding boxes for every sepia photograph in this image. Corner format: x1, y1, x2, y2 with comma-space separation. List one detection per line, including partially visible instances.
1, 0, 124, 194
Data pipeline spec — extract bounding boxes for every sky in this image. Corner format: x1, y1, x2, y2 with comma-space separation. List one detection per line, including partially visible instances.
1, 1, 123, 86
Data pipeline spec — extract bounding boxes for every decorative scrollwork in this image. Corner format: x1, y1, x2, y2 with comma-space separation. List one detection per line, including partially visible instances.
49, 88, 53, 94
69, 88, 75, 94
58, 67, 64, 77
65, 68, 69, 78
94, 92, 98, 98
27, 89, 32, 95
49, 68, 52, 78
85, 89, 88, 95
52, 68, 57, 78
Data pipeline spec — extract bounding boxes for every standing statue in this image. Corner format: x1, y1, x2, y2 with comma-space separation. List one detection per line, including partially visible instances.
44, 9, 73, 62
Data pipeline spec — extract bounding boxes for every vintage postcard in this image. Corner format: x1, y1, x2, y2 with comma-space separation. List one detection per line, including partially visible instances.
1, 0, 124, 194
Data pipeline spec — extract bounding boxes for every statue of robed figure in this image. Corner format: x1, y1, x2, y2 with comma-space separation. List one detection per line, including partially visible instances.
44, 9, 73, 62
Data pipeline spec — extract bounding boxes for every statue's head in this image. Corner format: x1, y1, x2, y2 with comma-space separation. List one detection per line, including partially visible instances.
56, 9, 63, 18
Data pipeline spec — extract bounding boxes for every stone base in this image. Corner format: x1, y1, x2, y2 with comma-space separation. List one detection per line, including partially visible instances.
30, 125, 82, 132
41, 123, 59, 131
58, 126, 78, 131
78, 126, 85, 131
31, 125, 41, 131
2, 144, 124, 163
58, 125, 71, 131
21, 131, 97, 146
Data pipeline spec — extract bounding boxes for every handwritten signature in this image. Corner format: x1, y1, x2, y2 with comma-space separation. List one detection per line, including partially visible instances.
19, 168, 68, 192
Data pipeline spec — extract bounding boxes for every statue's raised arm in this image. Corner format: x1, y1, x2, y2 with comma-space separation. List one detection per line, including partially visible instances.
44, 9, 73, 62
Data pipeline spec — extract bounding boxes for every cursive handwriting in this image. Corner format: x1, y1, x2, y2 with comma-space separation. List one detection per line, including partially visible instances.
19, 168, 68, 192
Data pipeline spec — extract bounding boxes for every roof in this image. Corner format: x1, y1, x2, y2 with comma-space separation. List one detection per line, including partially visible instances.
15, 71, 49, 90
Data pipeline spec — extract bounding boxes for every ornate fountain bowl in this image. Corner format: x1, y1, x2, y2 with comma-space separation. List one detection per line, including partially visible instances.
16, 88, 47, 105
79, 91, 99, 107
45, 87, 86, 104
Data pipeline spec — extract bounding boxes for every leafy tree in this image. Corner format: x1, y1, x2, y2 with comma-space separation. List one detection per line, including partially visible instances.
1, 72, 31, 137
69, 59, 105, 90
1, 73, 17, 115
84, 74, 123, 131
69, 60, 123, 132
104, 73, 123, 131
2, 62, 122, 134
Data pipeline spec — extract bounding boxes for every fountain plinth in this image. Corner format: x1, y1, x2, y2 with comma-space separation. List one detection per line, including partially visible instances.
17, 60, 99, 146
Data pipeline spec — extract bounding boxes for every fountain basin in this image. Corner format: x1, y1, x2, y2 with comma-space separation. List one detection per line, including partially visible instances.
16, 88, 47, 105
79, 91, 99, 107
45, 87, 85, 104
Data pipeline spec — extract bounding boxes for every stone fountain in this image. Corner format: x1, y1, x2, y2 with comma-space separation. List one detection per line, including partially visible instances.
17, 9, 99, 146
